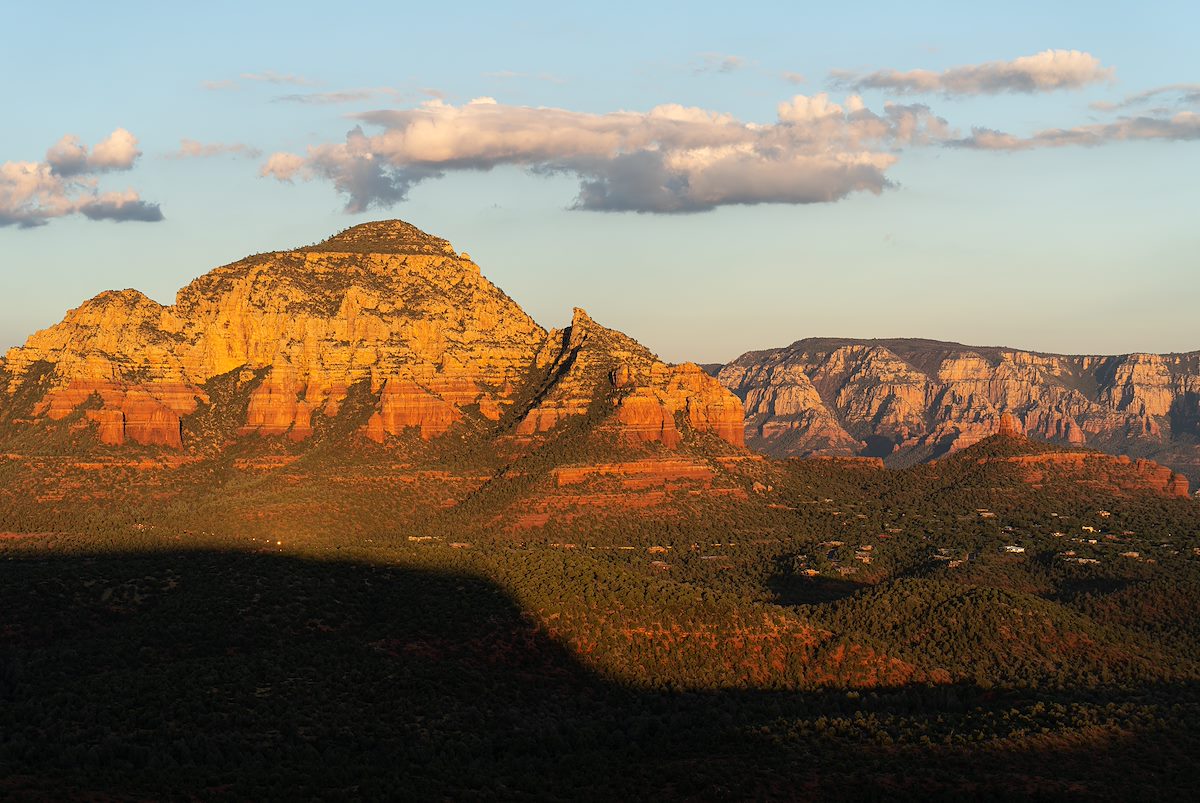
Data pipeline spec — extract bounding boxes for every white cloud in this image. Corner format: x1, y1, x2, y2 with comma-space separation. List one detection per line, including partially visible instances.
45, 128, 141, 176
831, 49, 1114, 96
1, 129, 161, 228
259, 94, 947, 213
259, 152, 306, 180
45, 135, 89, 176
89, 129, 141, 171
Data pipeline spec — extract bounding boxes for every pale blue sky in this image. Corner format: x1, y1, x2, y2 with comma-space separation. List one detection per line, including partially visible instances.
2, 0, 1197, 362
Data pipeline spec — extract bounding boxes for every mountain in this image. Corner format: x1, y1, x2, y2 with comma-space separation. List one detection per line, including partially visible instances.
0, 227, 1190, 541
718, 336, 1200, 482
0, 220, 743, 459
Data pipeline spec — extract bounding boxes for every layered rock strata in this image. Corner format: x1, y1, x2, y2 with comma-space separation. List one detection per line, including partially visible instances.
719, 338, 1200, 478
514, 308, 743, 448
2, 221, 744, 453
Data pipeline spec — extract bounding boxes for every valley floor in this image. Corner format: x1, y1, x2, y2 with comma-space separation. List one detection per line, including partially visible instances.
2, 435, 1200, 799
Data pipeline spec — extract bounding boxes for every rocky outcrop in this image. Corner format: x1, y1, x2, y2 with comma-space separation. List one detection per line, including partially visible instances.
2, 222, 547, 447
553, 459, 715, 487
2, 220, 743, 455
365, 378, 460, 442
38, 380, 192, 447
719, 338, 1200, 479
996, 412, 1023, 438
987, 452, 1191, 498
514, 308, 743, 448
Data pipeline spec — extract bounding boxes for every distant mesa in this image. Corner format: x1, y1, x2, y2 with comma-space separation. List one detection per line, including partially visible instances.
718, 336, 1200, 482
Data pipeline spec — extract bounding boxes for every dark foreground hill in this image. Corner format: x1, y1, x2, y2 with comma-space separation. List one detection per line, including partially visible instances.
2, 542, 1200, 800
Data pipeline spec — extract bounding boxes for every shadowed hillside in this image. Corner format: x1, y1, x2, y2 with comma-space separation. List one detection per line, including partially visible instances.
3, 544, 1200, 800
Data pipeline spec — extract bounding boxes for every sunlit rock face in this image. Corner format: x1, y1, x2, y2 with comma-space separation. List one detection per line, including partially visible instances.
514, 308, 743, 449
719, 338, 1200, 478
989, 452, 1190, 499
2, 220, 744, 452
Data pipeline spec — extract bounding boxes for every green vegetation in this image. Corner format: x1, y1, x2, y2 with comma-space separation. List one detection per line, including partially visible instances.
1, 417, 1199, 798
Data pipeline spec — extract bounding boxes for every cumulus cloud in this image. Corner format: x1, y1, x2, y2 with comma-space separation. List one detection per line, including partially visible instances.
831, 49, 1114, 96
167, 138, 261, 159
88, 129, 141, 171
78, 191, 163, 222
45, 128, 141, 176
260, 152, 306, 180
259, 94, 948, 214
44, 135, 89, 176
0, 129, 161, 228
946, 111, 1200, 150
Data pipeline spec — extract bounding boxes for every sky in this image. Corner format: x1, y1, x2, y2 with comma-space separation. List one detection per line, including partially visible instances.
1, 0, 1197, 363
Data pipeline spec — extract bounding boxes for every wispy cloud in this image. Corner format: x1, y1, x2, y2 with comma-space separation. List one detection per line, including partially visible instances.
1, 129, 162, 228
260, 94, 947, 214
482, 70, 566, 84
781, 72, 806, 85
694, 53, 745, 75
166, 139, 261, 159
831, 49, 1114, 96
203, 71, 320, 91
1090, 82, 1200, 112
240, 70, 317, 86
946, 111, 1200, 150
204, 76, 444, 106
274, 87, 408, 105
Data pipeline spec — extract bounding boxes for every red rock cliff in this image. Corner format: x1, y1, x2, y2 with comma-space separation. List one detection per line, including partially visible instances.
719, 337, 1200, 480
2, 221, 743, 454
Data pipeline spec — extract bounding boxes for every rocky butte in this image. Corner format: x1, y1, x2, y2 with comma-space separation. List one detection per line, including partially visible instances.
718, 337, 1200, 483
0, 221, 744, 459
